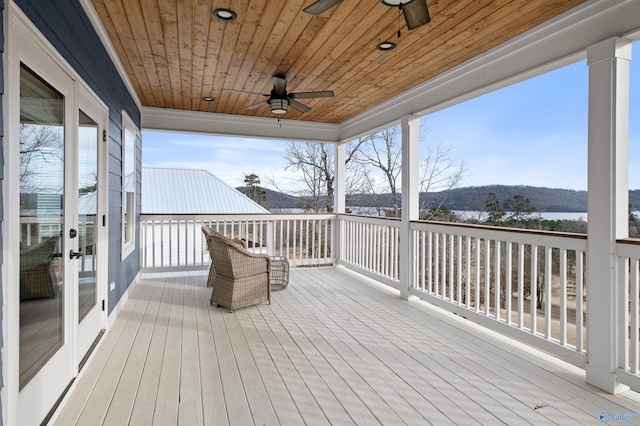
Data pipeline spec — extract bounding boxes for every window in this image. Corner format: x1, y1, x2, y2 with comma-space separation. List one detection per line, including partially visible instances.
122, 111, 137, 259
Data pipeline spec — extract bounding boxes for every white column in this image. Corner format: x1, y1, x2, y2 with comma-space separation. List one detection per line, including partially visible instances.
333, 142, 346, 265
334, 142, 346, 214
400, 115, 420, 300
586, 36, 631, 394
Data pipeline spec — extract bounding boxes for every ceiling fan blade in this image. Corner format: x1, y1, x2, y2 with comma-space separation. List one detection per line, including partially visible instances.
272, 76, 287, 94
303, 0, 343, 15
245, 100, 269, 110
222, 88, 268, 97
403, 0, 431, 30
289, 99, 311, 113
290, 90, 334, 99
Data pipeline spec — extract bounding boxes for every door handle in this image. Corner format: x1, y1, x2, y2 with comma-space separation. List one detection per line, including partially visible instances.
69, 249, 83, 260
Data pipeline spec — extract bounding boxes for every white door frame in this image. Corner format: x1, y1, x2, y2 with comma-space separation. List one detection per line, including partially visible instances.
3, 5, 109, 425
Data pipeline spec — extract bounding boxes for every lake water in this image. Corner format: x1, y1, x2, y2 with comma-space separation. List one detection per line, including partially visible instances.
272, 208, 593, 221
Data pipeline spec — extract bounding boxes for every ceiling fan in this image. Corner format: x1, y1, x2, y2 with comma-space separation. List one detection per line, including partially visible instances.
303, 0, 430, 30
222, 76, 334, 115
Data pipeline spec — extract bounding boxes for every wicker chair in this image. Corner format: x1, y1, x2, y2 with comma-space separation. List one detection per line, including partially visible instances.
202, 226, 246, 288
19, 236, 60, 300
202, 226, 271, 310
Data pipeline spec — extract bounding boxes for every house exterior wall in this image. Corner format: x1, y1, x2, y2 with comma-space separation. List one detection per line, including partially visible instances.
14, 0, 141, 313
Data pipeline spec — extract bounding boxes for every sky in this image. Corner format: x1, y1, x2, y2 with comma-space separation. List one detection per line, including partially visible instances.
142, 43, 640, 193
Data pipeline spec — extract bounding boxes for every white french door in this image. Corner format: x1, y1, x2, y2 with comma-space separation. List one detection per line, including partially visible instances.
73, 91, 109, 361
8, 11, 108, 425
75, 92, 108, 364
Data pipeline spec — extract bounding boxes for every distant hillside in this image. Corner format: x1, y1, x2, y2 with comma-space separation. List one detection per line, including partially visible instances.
428, 185, 588, 212
236, 186, 302, 209
238, 185, 640, 212
347, 185, 590, 212
437, 186, 640, 212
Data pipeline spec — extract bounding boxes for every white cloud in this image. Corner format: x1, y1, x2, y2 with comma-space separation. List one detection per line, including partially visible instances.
165, 136, 288, 153
143, 132, 299, 190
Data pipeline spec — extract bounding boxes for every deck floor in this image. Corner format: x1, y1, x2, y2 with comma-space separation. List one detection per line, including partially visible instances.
54, 267, 640, 425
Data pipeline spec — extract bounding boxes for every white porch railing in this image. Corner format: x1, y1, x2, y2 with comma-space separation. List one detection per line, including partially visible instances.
140, 214, 335, 271
335, 216, 589, 366
410, 221, 588, 367
337, 214, 401, 288
139, 213, 640, 380
616, 240, 640, 390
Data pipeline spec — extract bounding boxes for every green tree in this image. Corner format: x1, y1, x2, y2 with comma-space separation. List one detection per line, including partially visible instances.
630, 203, 640, 237
243, 173, 267, 208
422, 206, 458, 222
503, 194, 539, 228
483, 192, 505, 225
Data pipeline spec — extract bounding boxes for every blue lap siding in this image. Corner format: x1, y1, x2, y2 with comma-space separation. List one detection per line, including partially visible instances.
14, 0, 142, 313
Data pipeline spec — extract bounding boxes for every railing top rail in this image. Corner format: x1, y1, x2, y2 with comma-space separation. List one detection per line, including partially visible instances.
140, 213, 336, 221
616, 238, 640, 246
616, 239, 640, 258
411, 219, 587, 250
337, 214, 401, 226
412, 218, 586, 238
411, 218, 586, 238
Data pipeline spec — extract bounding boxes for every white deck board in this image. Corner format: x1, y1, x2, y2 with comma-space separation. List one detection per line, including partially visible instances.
53, 267, 640, 425
75, 282, 155, 425
153, 274, 185, 425
194, 278, 228, 426
179, 275, 203, 419
244, 307, 331, 425
103, 281, 165, 424
129, 277, 174, 426
234, 309, 305, 425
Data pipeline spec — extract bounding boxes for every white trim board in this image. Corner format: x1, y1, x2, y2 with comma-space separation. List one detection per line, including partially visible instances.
78, 0, 142, 110
141, 107, 340, 143
107, 271, 140, 329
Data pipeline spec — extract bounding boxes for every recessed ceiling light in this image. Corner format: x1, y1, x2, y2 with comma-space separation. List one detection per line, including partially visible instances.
377, 41, 396, 51
380, 0, 415, 6
212, 8, 237, 22
202, 96, 214, 102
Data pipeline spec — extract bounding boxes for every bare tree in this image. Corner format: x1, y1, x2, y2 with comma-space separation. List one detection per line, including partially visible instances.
276, 122, 465, 218
20, 123, 64, 211
273, 140, 365, 212
419, 143, 467, 220
353, 128, 402, 217
279, 143, 331, 212
353, 126, 466, 219
20, 123, 63, 186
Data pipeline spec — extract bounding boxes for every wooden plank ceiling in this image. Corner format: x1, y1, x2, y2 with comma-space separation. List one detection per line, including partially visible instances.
91, 0, 587, 124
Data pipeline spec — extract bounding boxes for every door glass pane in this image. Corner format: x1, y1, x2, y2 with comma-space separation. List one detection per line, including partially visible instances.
78, 111, 98, 322
19, 64, 65, 389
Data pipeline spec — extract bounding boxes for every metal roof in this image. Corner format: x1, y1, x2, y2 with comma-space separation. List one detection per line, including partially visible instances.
141, 167, 269, 214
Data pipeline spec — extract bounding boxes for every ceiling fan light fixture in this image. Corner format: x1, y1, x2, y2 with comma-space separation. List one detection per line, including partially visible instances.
380, 0, 415, 6
377, 41, 396, 51
269, 98, 288, 114
212, 8, 237, 22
